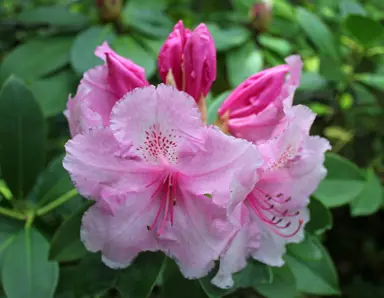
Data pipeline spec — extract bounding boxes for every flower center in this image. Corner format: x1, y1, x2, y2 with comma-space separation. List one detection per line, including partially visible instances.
146, 173, 178, 235
246, 187, 303, 238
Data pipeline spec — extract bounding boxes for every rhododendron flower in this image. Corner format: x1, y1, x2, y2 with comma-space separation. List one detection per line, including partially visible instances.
158, 20, 216, 103
64, 85, 262, 278
212, 102, 331, 289
218, 55, 302, 143
65, 42, 149, 136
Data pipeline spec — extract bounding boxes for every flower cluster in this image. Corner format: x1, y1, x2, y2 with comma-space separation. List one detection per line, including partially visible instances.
63, 20, 330, 288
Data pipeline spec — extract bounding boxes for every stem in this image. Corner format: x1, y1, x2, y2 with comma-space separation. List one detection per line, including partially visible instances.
25, 211, 35, 229
36, 189, 78, 217
0, 206, 25, 220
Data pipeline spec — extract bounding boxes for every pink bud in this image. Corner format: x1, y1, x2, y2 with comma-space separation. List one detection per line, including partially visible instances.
158, 21, 216, 102
96, 42, 149, 98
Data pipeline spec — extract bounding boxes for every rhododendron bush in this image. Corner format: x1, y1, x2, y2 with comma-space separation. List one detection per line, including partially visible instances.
0, 1, 383, 298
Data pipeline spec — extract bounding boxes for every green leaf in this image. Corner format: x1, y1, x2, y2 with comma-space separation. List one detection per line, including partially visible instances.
296, 7, 339, 61
29, 69, 77, 117
16, 5, 89, 27
2, 228, 59, 298
116, 252, 167, 298
344, 15, 384, 47
113, 36, 156, 79
226, 41, 263, 88
314, 153, 365, 207
306, 198, 332, 234
207, 91, 231, 125
49, 202, 91, 262
339, 0, 366, 17
233, 259, 273, 288
350, 168, 383, 216
161, 258, 205, 298
255, 265, 296, 298
206, 23, 250, 52
70, 25, 116, 74
258, 35, 292, 57
0, 37, 74, 84
319, 54, 345, 81
355, 73, 384, 91
298, 72, 327, 92
74, 253, 118, 297
286, 238, 340, 295
55, 266, 77, 298
287, 233, 323, 261
0, 76, 45, 199
351, 83, 377, 105
198, 265, 237, 298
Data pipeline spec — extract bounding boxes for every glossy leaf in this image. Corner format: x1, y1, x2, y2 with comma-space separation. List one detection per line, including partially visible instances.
2, 228, 59, 298
207, 91, 231, 125
306, 198, 333, 234
0, 37, 73, 83
116, 252, 167, 298
226, 41, 263, 88
314, 153, 365, 207
29, 69, 77, 117
255, 265, 296, 298
49, 202, 91, 262
0, 77, 45, 199
287, 233, 323, 261
70, 25, 116, 74
344, 15, 384, 47
206, 23, 250, 52
233, 259, 273, 288
350, 168, 383, 216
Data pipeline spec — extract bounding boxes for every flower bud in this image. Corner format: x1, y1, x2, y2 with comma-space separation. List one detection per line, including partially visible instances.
249, 1, 273, 33
96, 0, 122, 23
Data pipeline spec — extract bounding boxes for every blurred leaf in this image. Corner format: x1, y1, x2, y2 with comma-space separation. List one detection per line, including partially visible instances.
344, 15, 384, 47
298, 72, 327, 91
339, 93, 353, 109
233, 259, 272, 288
124, 0, 168, 10
231, 0, 255, 13
16, 5, 89, 27
339, 0, 366, 17
116, 252, 167, 298
206, 23, 250, 52
123, 2, 173, 38
199, 266, 237, 298
113, 36, 156, 78
306, 198, 333, 234
324, 126, 353, 143
74, 253, 118, 297
286, 238, 340, 295
296, 7, 339, 61
2, 228, 59, 298
287, 233, 323, 261
351, 83, 377, 105
259, 35, 292, 57
307, 103, 333, 116
319, 54, 345, 81
350, 168, 383, 216
0, 77, 45, 200
226, 41, 263, 88
55, 266, 77, 298
355, 73, 384, 91
29, 69, 77, 117
70, 25, 116, 74
139, 37, 164, 57
207, 91, 231, 125
314, 153, 365, 207
255, 265, 296, 298
49, 202, 91, 262
0, 37, 73, 83
161, 258, 205, 298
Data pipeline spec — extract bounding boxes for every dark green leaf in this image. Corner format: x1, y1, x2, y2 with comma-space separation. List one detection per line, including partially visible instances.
296, 7, 339, 61
116, 252, 167, 298
161, 258, 206, 298
286, 238, 340, 295
55, 266, 77, 298
314, 153, 365, 207
74, 253, 118, 297
49, 202, 91, 262
255, 265, 296, 298
226, 41, 263, 88
344, 15, 384, 47
356, 73, 384, 91
320, 54, 345, 82
199, 264, 237, 298
351, 82, 378, 105
70, 25, 116, 74
17, 5, 89, 27
29, 69, 77, 117
298, 72, 327, 92
207, 91, 231, 125
339, 0, 366, 17
350, 168, 383, 216
0, 76, 45, 199
306, 198, 332, 234
113, 36, 156, 78
233, 259, 272, 288
206, 23, 250, 52
2, 228, 59, 298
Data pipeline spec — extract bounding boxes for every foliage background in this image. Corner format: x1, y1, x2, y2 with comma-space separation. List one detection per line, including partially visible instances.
0, 0, 383, 297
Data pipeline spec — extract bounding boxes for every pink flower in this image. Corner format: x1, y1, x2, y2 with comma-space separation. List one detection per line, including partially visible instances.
218, 55, 302, 143
212, 105, 331, 288
65, 42, 149, 137
158, 21, 216, 103
63, 85, 262, 278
